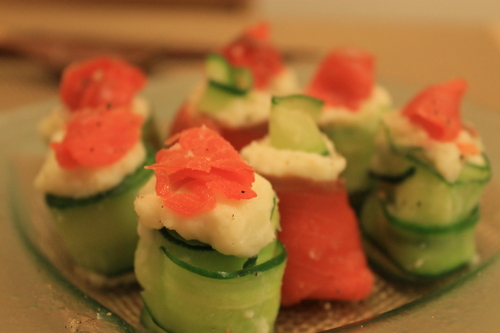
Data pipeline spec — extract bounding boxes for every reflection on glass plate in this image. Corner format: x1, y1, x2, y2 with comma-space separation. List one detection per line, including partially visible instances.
2, 68, 500, 333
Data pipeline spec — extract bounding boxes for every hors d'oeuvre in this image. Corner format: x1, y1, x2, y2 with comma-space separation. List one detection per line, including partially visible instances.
38, 56, 160, 147
34, 106, 154, 278
169, 22, 299, 151
360, 79, 492, 280
241, 95, 374, 306
305, 48, 392, 207
134, 127, 286, 332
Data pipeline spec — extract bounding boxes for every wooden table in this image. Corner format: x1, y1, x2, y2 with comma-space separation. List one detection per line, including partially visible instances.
1, 1, 500, 111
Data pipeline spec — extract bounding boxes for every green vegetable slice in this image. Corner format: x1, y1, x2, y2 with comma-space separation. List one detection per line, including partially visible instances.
269, 94, 329, 155
135, 226, 287, 333
360, 195, 478, 277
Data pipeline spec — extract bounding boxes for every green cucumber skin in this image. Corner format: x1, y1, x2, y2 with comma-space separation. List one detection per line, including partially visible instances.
197, 81, 247, 115
46, 150, 154, 276
140, 308, 168, 333
370, 149, 490, 227
320, 112, 382, 195
135, 227, 286, 333
360, 195, 477, 277
142, 114, 162, 150
359, 123, 491, 279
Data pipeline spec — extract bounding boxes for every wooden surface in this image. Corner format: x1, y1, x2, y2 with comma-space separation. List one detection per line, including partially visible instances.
0, 1, 500, 111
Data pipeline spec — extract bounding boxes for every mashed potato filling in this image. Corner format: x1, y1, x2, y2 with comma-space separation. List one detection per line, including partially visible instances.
134, 173, 277, 258
188, 68, 299, 128
318, 86, 392, 127
34, 140, 147, 198
240, 136, 346, 182
374, 112, 486, 183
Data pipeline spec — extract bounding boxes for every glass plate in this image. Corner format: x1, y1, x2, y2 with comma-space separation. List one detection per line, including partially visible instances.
2, 68, 500, 333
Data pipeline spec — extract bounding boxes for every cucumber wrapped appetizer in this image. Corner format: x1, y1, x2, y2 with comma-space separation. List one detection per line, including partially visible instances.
241, 95, 374, 306
360, 79, 492, 280
34, 106, 154, 278
134, 127, 286, 333
169, 22, 299, 151
306, 48, 392, 207
38, 56, 160, 147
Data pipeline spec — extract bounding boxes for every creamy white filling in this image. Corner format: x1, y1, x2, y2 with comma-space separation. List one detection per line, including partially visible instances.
318, 85, 392, 126
189, 68, 299, 128
38, 97, 150, 142
240, 136, 346, 182
134, 173, 277, 258
34, 140, 147, 198
379, 112, 486, 182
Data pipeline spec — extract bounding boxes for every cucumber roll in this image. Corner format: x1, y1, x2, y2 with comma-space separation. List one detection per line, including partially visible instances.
360, 79, 492, 279
241, 95, 374, 306
34, 107, 153, 278
134, 126, 286, 332
169, 22, 299, 151
305, 48, 393, 209
38, 56, 160, 148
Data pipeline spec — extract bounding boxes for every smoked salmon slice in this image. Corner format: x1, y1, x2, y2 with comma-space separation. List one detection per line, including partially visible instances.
268, 176, 374, 306
59, 56, 146, 111
148, 127, 257, 216
51, 107, 143, 169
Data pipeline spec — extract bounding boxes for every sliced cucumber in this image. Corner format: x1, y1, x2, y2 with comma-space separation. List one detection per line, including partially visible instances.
269, 94, 328, 155
197, 81, 247, 115
370, 126, 491, 226
320, 104, 390, 195
360, 195, 478, 277
46, 147, 155, 276
205, 53, 235, 86
135, 226, 286, 333
271, 94, 323, 121
360, 115, 491, 280
197, 54, 254, 115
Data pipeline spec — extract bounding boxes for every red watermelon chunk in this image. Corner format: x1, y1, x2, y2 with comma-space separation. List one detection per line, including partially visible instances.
149, 127, 257, 216
402, 79, 467, 142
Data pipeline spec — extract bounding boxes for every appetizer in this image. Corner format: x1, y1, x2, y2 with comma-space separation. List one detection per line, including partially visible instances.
34, 106, 154, 277
38, 56, 159, 147
169, 22, 299, 151
241, 95, 374, 306
360, 79, 492, 279
134, 127, 286, 332
306, 48, 392, 208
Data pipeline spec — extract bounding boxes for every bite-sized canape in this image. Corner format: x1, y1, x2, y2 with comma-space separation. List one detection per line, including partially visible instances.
360, 79, 491, 280
38, 56, 160, 147
134, 127, 286, 333
241, 94, 374, 306
305, 48, 393, 208
34, 106, 154, 278
169, 22, 299, 151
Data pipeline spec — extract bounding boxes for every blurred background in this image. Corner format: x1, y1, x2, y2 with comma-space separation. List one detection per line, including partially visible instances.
1, 0, 500, 111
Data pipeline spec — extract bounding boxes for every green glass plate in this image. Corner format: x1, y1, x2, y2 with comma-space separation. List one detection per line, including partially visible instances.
3, 67, 500, 333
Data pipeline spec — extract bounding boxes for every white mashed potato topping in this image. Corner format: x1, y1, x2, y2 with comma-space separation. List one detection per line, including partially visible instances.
34, 140, 147, 198
188, 68, 299, 128
318, 85, 392, 126
375, 112, 486, 183
134, 173, 277, 258
38, 97, 150, 142
240, 136, 346, 182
